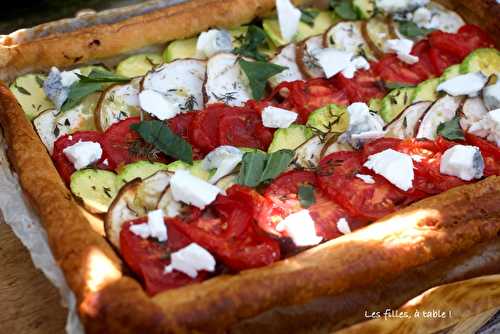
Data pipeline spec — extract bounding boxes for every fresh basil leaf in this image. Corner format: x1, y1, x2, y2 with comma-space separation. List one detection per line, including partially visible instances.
330, 0, 358, 20
238, 151, 268, 187
397, 21, 433, 38
239, 59, 287, 100
233, 25, 269, 62
385, 82, 415, 90
300, 9, 320, 27
259, 149, 294, 183
436, 116, 464, 141
61, 82, 103, 112
76, 69, 130, 83
298, 184, 316, 208
131, 120, 193, 163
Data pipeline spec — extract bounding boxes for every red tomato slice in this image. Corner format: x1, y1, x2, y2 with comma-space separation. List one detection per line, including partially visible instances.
317, 151, 415, 220
373, 54, 423, 85
52, 131, 108, 184
409, 40, 437, 79
101, 117, 144, 169
465, 133, 500, 176
167, 112, 203, 160
120, 218, 207, 295
333, 70, 386, 104
218, 108, 273, 151
262, 170, 363, 242
172, 187, 281, 271
428, 47, 461, 76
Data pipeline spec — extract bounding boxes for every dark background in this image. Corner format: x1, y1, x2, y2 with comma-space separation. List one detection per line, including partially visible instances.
1, 0, 143, 34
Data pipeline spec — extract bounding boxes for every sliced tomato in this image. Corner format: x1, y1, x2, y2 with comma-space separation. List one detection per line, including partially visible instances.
120, 218, 207, 295
167, 112, 203, 160
52, 131, 108, 184
428, 47, 461, 76
409, 40, 437, 79
465, 133, 500, 177
173, 187, 281, 271
218, 108, 273, 150
429, 25, 494, 61
373, 54, 424, 85
262, 170, 363, 242
317, 151, 416, 220
332, 69, 386, 104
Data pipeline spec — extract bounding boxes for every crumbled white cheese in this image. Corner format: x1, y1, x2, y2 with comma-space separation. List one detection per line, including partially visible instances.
63, 141, 102, 170
469, 109, 500, 146
440, 145, 484, 181
129, 209, 168, 242
202, 146, 243, 184
262, 106, 298, 128
341, 102, 386, 149
341, 56, 370, 79
276, 209, 323, 247
436, 72, 488, 97
43, 67, 82, 109
139, 89, 179, 120
355, 173, 375, 184
276, 0, 302, 43
411, 5, 464, 33
483, 81, 500, 111
170, 170, 221, 209
384, 39, 419, 65
316, 49, 354, 79
364, 149, 414, 191
164, 243, 216, 278
375, 0, 429, 13
196, 29, 233, 58
336, 218, 352, 235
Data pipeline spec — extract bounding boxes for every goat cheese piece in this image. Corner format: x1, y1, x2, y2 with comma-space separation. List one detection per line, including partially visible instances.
139, 89, 178, 120
440, 145, 484, 181
364, 149, 414, 191
483, 81, 500, 111
336, 218, 352, 235
202, 146, 243, 184
469, 109, 500, 146
196, 29, 233, 58
170, 170, 221, 209
276, 0, 302, 43
341, 102, 386, 149
384, 39, 419, 64
316, 49, 354, 79
276, 209, 322, 247
375, 0, 429, 13
164, 243, 216, 278
341, 56, 370, 79
355, 173, 375, 184
262, 106, 298, 128
129, 209, 168, 242
63, 141, 102, 170
436, 72, 488, 97
43, 67, 81, 109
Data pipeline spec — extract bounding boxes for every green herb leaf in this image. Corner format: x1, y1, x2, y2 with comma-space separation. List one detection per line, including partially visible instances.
61, 82, 103, 112
238, 151, 268, 187
233, 25, 269, 62
239, 59, 287, 100
35, 76, 45, 88
385, 82, 415, 90
130, 120, 193, 163
300, 9, 320, 27
437, 116, 465, 141
298, 184, 316, 208
76, 69, 130, 83
259, 149, 294, 183
330, 0, 358, 20
14, 83, 31, 95
397, 21, 433, 38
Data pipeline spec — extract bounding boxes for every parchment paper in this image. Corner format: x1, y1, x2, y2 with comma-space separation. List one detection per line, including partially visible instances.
0, 133, 83, 333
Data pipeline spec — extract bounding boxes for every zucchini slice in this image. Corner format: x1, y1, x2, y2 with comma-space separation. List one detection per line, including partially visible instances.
115, 53, 163, 78
96, 78, 141, 131
70, 169, 118, 214
361, 16, 394, 59
460, 48, 500, 76
379, 87, 416, 123
306, 103, 349, 134
353, 0, 375, 19
411, 77, 440, 103
115, 160, 170, 189
9, 74, 53, 120
268, 124, 313, 153
163, 37, 198, 62
385, 101, 432, 139
416, 95, 464, 140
